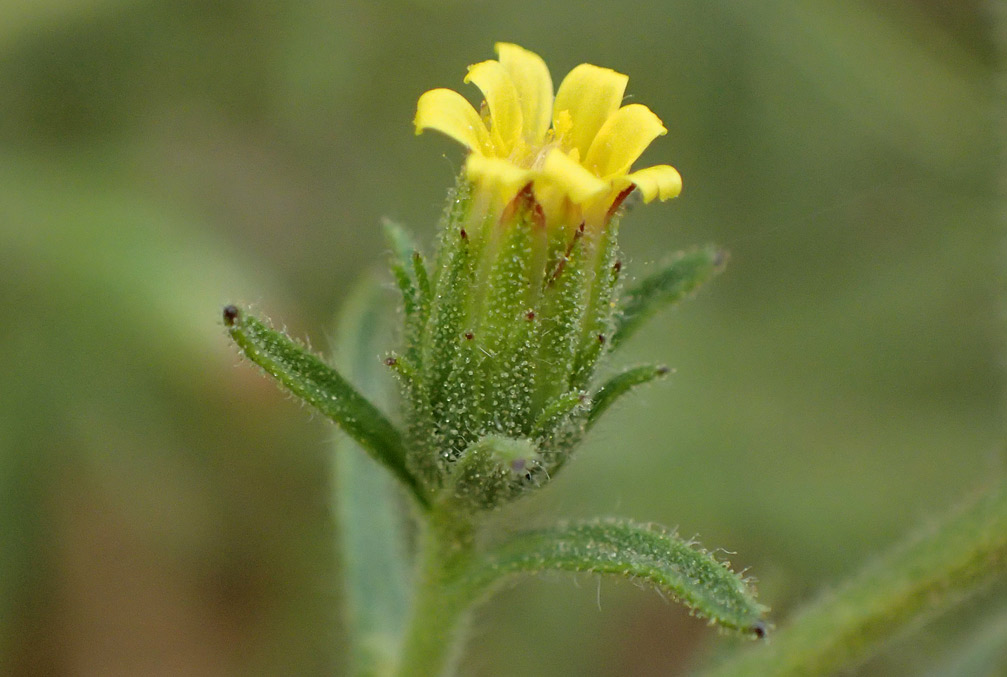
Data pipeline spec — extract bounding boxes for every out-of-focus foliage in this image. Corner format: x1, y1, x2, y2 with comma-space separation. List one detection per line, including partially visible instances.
0, 1, 1001, 675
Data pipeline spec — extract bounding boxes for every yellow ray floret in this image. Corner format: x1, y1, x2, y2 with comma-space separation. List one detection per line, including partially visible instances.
415, 43, 682, 216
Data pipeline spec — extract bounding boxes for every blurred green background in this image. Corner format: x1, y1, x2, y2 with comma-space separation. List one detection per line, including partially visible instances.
1, 1, 1002, 675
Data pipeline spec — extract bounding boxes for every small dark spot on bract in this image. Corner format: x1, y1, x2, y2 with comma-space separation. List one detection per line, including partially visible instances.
597, 334, 606, 344
656, 365, 671, 376
526, 311, 536, 321
464, 331, 474, 340
750, 620, 767, 639
222, 305, 240, 326
613, 260, 622, 273
384, 357, 398, 366
459, 228, 468, 240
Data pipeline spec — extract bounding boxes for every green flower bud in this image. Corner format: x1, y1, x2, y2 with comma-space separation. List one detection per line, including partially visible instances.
393, 42, 689, 510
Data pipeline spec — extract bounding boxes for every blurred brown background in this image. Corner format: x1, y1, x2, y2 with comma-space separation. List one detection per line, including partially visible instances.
1, 1, 1003, 675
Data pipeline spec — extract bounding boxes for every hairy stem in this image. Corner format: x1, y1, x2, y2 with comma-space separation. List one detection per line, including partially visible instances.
394, 509, 476, 677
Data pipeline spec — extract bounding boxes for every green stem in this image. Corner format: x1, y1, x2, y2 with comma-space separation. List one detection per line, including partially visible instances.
394, 509, 476, 677
699, 477, 1007, 677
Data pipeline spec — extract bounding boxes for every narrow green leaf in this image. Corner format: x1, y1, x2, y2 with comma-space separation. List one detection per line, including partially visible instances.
587, 364, 670, 429
419, 226, 472, 469
331, 276, 413, 677
570, 217, 621, 390
477, 202, 540, 436
382, 220, 428, 366
383, 220, 418, 306
412, 250, 432, 311
532, 390, 586, 437
532, 228, 588, 410
464, 519, 767, 635
612, 246, 726, 348
223, 305, 426, 505
383, 351, 418, 387
701, 478, 1007, 677
530, 389, 589, 471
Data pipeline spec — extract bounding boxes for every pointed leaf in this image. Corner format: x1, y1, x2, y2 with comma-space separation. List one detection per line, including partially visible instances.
464, 519, 767, 635
383, 219, 429, 367
384, 218, 419, 311
419, 226, 473, 468
532, 390, 586, 437
476, 198, 543, 435
330, 276, 413, 677
587, 364, 670, 429
383, 351, 418, 388
412, 250, 432, 310
532, 228, 589, 409
223, 305, 426, 505
570, 216, 621, 390
612, 245, 726, 348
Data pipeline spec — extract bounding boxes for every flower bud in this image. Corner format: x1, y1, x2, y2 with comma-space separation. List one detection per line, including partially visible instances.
397, 44, 683, 508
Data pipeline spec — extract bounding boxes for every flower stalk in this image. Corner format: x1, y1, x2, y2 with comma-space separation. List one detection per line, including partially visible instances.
394, 508, 476, 677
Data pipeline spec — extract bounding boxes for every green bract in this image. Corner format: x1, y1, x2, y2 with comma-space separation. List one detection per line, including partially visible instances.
388, 182, 631, 509
380, 176, 732, 512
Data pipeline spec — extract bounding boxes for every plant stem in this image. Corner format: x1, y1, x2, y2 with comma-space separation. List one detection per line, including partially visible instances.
699, 477, 1007, 677
394, 508, 476, 677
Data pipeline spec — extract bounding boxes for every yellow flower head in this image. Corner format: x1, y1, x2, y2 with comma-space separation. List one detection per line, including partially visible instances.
415, 43, 682, 228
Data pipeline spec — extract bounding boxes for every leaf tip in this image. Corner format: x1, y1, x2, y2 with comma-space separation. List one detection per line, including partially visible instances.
222, 304, 240, 327
711, 247, 729, 269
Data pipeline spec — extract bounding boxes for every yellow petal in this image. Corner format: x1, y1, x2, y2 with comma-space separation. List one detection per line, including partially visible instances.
415, 88, 491, 153
465, 153, 532, 203
464, 60, 523, 155
584, 104, 667, 178
553, 64, 628, 160
539, 148, 609, 204
495, 43, 553, 146
622, 165, 683, 202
